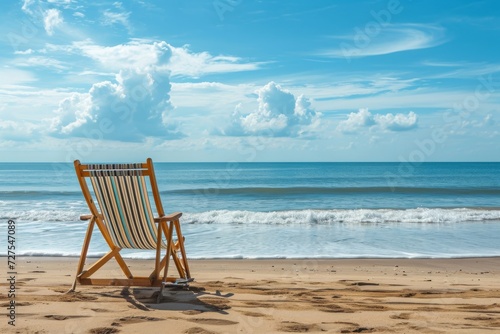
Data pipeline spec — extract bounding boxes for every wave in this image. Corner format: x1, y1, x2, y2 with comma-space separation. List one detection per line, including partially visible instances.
167, 186, 500, 196
184, 208, 500, 225
4, 207, 500, 224
1, 209, 82, 222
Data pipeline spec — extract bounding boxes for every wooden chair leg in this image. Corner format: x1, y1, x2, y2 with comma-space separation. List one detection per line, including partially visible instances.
158, 221, 175, 303
68, 217, 96, 293
174, 220, 191, 278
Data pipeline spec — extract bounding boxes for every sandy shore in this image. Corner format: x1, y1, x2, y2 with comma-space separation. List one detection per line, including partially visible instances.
2, 257, 500, 333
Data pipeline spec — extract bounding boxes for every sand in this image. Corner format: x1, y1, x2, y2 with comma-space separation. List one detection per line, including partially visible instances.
2, 256, 500, 333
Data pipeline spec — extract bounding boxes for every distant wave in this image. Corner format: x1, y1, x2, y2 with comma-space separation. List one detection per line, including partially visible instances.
3, 186, 499, 199
167, 186, 500, 196
0, 190, 81, 199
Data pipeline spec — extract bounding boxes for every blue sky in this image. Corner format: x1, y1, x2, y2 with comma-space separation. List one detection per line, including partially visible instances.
0, 0, 499, 162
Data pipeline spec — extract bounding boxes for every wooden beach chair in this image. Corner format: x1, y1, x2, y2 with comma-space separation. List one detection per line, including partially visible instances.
70, 158, 192, 300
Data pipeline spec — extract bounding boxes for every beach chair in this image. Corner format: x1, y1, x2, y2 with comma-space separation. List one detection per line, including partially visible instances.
70, 158, 192, 299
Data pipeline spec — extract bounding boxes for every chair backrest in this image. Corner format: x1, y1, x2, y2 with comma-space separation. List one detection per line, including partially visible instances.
74, 159, 165, 250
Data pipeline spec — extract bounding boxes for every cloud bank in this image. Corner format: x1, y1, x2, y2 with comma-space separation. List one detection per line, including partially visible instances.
224, 82, 321, 137
337, 108, 417, 133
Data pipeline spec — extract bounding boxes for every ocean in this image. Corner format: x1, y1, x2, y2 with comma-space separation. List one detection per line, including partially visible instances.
1, 162, 500, 259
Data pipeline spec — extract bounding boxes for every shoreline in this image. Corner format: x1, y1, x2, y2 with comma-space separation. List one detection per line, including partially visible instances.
2, 256, 500, 333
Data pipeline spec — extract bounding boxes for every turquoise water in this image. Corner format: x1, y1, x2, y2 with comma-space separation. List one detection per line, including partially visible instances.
1, 162, 500, 258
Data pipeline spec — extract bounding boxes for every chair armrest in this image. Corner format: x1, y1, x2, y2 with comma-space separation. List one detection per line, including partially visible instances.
154, 212, 183, 223
80, 214, 104, 221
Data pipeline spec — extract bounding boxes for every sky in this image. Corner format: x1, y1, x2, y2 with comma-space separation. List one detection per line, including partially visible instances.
0, 0, 499, 162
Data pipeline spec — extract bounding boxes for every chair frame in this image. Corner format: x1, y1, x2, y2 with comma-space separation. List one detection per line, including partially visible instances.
70, 158, 191, 293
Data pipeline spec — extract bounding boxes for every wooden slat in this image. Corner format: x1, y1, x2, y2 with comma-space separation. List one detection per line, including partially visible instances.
79, 248, 120, 279
154, 212, 182, 223
78, 277, 179, 286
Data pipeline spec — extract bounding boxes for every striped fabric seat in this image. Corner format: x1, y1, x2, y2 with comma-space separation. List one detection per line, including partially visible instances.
90, 172, 160, 249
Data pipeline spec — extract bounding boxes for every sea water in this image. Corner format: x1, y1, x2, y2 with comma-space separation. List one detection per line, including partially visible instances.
1, 162, 499, 259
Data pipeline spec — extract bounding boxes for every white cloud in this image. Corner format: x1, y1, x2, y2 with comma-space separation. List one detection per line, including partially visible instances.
169, 45, 265, 77
336, 108, 375, 133
337, 108, 417, 133
71, 40, 264, 77
14, 49, 35, 55
73, 40, 171, 70
21, 0, 35, 14
102, 9, 132, 32
49, 67, 182, 142
0, 69, 38, 86
0, 120, 40, 141
375, 111, 417, 131
324, 24, 446, 59
224, 82, 321, 137
44, 8, 64, 35
16, 56, 67, 70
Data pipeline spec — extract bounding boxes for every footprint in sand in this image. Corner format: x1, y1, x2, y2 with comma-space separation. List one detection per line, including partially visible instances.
390, 313, 411, 320
18, 277, 37, 282
350, 282, 380, 286
44, 315, 90, 321
113, 315, 164, 325
91, 308, 113, 313
199, 297, 232, 310
279, 321, 322, 332
45, 315, 69, 321
0, 301, 32, 307
340, 326, 375, 333
184, 327, 217, 334
187, 318, 239, 326
89, 327, 120, 334
242, 301, 274, 308
239, 311, 269, 318
58, 292, 98, 302
319, 304, 354, 313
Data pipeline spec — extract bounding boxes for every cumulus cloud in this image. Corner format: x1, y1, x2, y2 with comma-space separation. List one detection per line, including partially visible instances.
375, 111, 418, 131
337, 108, 375, 133
49, 68, 181, 141
44, 8, 63, 35
338, 108, 417, 133
224, 82, 321, 137
49, 41, 182, 141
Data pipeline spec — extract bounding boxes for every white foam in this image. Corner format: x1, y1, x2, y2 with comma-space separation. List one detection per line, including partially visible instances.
184, 208, 500, 225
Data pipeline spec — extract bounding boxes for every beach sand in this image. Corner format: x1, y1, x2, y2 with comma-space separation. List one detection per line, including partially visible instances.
2, 257, 500, 333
